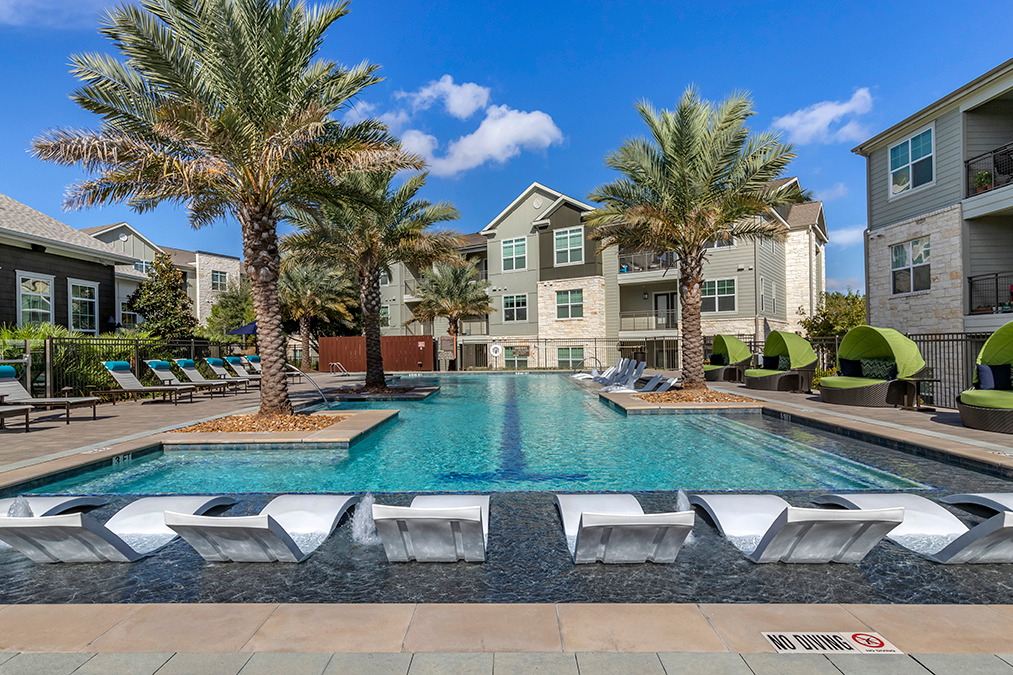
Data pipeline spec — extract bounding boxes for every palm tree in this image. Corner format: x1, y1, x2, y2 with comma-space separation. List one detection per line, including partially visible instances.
585, 87, 807, 388
408, 260, 493, 370
278, 261, 357, 370
30, 0, 421, 415
283, 172, 460, 389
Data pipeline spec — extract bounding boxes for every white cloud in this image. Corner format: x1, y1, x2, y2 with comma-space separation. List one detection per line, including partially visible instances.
396, 75, 491, 120
772, 88, 873, 144
815, 182, 849, 201
407, 105, 563, 177
826, 276, 865, 293
379, 110, 410, 133
342, 101, 376, 125
829, 225, 866, 247
0, 0, 106, 27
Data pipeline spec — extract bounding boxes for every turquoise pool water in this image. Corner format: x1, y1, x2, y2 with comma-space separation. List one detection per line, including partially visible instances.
32, 374, 932, 494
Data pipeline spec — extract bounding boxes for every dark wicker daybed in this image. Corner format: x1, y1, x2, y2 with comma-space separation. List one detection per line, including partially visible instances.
743, 331, 817, 392
818, 325, 926, 407
704, 335, 753, 382
958, 321, 1013, 433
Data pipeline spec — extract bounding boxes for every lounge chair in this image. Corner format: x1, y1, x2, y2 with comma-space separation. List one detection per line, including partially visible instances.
372, 495, 489, 562
573, 360, 616, 381
0, 495, 234, 563
165, 494, 358, 563
704, 335, 753, 382
595, 358, 629, 385
0, 496, 105, 517
243, 355, 262, 373
689, 493, 903, 563
99, 361, 194, 405
744, 331, 818, 392
226, 357, 266, 382
818, 326, 925, 407
145, 360, 231, 397
241, 355, 303, 383
607, 373, 664, 394
940, 493, 1013, 514
654, 377, 681, 393
603, 361, 645, 391
174, 359, 248, 392
205, 358, 258, 388
553, 494, 693, 563
0, 404, 32, 432
815, 493, 1013, 564
957, 320, 1013, 433
0, 365, 98, 424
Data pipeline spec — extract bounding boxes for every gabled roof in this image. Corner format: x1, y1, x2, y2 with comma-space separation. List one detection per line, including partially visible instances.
479, 182, 588, 234
0, 193, 135, 265
160, 246, 197, 267
80, 221, 165, 255
457, 233, 487, 251
784, 201, 829, 243
762, 177, 799, 193
532, 193, 594, 225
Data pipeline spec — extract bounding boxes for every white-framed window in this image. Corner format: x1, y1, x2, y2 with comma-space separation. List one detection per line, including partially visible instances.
503, 295, 527, 322
760, 278, 775, 314
889, 126, 933, 197
701, 278, 736, 313
379, 305, 390, 327
556, 289, 583, 319
133, 260, 154, 275
68, 278, 99, 335
17, 271, 54, 327
705, 238, 735, 249
211, 270, 228, 291
379, 269, 390, 286
504, 346, 527, 369
501, 237, 526, 272
891, 238, 931, 294
554, 227, 583, 266
119, 301, 139, 330
557, 346, 584, 369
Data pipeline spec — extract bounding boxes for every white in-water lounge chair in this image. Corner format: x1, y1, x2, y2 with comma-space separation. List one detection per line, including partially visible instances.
607, 373, 664, 394
372, 495, 489, 562
940, 493, 1013, 514
595, 359, 629, 385
690, 493, 903, 563
165, 494, 358, 563
553, 494, 694, 564
654, 377, 681, 393
573, 360, 616, 381
0, 496, 106, 517
0, 495, 234, 563
603, 361, 646, 392
815, 493, 1013, 564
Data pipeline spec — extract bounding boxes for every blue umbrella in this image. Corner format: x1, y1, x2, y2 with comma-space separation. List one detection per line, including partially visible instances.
227, 321, 257, 335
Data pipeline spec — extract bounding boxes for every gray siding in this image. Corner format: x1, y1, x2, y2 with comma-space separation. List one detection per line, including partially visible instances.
964, 99, 1013, 159
966, 216, 1013, 276
756, 239, 787, 321
701, 244, 756, 319
93, 226, 160, 262
537, 205, 601, 281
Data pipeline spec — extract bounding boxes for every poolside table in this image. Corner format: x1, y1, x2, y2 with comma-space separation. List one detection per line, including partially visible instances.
898, 377, 941, 412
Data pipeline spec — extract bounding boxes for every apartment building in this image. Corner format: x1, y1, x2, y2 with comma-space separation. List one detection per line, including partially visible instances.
854, 58, 1013, 334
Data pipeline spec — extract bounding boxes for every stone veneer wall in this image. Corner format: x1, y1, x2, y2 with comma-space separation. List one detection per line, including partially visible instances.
784, 228, 823, 333
194, 252, 242, 323
867, 203, 963, 334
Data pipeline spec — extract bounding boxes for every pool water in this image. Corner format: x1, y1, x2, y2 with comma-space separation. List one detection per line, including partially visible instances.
33, 374, 931, 495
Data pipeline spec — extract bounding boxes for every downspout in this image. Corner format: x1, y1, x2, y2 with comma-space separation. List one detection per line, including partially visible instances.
808, 224, 814, 316
864, 155, 873, 319
754, 238, 760, 340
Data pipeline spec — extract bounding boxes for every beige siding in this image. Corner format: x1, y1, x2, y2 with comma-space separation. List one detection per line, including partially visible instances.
93, 227, 160, 262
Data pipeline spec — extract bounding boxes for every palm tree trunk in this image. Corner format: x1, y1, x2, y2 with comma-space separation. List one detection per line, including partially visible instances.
241, 204, 293, 415
299, 315, 311, 371
679, 255, 706, 388
447, 320, 459, 371
361, 269, 386, 389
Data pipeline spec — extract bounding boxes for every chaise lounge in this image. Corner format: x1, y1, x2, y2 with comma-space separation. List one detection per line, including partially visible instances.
957, 320, 1013, 433
743, 331, 818, 392
704, 335, 752, 382
145, 360, 232, 397
818, 325, 926, 407
0, 365, 99, 424
99, 361, 195, 404
372, 495, 489, 562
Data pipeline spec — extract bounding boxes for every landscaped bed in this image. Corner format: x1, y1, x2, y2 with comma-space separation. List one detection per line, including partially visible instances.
636, 389, 758, 404
171, 413, 347, 433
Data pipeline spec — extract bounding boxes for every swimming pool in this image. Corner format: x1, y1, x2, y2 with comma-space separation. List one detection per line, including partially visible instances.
32, 374, 931, 494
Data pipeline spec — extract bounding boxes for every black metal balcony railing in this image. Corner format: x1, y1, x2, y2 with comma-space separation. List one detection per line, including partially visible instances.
618, 310, 680, 332
966, 141, 1013, 198
618, 251, 677, 275
969, 271, 1013, 314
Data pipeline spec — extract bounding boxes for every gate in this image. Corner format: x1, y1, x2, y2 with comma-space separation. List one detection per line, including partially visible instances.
317, 336, 435, 372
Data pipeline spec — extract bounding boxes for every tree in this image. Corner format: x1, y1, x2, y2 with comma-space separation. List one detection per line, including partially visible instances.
207, 277, 255, 335
798, 290, 866, 339
284, 172, 459, 389
584, 87, 806, 388
278, 261, 357, 369
126, 252, 197, 339
408, 260, 493, 370
31, 0, 421, 415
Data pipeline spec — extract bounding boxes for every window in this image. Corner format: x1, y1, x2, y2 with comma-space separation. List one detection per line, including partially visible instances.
211, 270, 228, 291
891, 238, 931, 294
503, 295, 527, 322
554, 227, 583, 265
379, 306, 390, 327
68, 279, 99, 334
504, 346, 527, 370
701, 279, 735, 313
133, 260, 154, 275
501, 237, 526, 271
556, 289, 583, 319
557, 346, 584, 369
705, 238, 735, 249
889, 127, 933, 196
760, 278, 775, 314
379, 269, 390, 286
119, 302, 139, 330
17, 272, 54, 327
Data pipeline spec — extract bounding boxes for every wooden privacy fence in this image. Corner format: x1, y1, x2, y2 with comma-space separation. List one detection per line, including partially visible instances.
317, 336, 435, 372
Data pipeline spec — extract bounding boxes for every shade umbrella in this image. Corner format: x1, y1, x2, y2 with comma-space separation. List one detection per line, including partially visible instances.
227, 321, 257, 335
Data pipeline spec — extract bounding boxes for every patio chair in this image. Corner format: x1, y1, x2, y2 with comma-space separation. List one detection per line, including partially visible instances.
818, 326, 925, 407
165, 494, 358, 563
174, 359, 248, 392
553, 494, 694, 563
957, 320, 1013, 433
99, 361, 195, 405
689, 493, 903, 563
704, 335, 753, 382
0, 495, 235, 563
372, 495, 489, 562
603, 361, 645, 392
205, 358, 258, 388
224, 357, 265, 384
144, 360, 231, 397
743, 331, 818, 392
0, 404, 32, 432
815, 493, 1013, 564
607, 373, 664, 394
0, 365, 98, 424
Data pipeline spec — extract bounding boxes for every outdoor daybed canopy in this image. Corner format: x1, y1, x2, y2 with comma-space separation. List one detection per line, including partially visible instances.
958, 320, 1013, 433
743, 331, 817, 392
819, 326, 925, 407
704, 335, 752, 382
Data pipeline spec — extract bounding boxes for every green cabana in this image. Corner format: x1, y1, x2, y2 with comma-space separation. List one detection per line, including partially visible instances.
974, 320, 1013, 380
819, 326, 926, 407
959, 320, 1013, 432
744, 331, 817, 392
704, 335, 752, 381
762, 331, 816, 369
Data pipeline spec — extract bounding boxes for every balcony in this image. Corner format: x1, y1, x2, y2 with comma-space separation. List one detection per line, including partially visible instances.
966, 141, 1013, 198
618, 251, 677, 275
969, 271, 1013, 315
619, 310, 680, 332
460, 317, 489, 336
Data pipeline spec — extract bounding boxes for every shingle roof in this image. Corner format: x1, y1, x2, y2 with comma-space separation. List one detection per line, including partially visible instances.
114, 264, 148, 280
762, 177, 798, 193
784, 201, 824, 228
457, 233, 486, 249
0, 193, 134, 264
160, 246, 197, 267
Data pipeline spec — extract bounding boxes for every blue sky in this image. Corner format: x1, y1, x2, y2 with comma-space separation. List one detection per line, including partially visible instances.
0, 0, 1002, 292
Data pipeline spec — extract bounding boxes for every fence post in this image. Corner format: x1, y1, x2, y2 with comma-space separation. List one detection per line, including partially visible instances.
134, 340, 141, 377
190, 339, 195, 360
43, 337, 52, 398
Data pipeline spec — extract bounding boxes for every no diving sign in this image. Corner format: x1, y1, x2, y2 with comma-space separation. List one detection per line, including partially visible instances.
763, 631, 901, 654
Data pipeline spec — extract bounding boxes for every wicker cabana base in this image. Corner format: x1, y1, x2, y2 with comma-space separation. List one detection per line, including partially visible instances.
957, 396, 1013, 434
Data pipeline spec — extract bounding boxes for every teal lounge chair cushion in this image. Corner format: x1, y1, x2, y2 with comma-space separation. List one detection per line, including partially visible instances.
0, 366, 15, 378
206, 358, 224, 366
818, 376, 887, 390
176, 359, 196, 368
961, 389, 1013, 410
104, 361, 132, 371
247, 355, 260, 363
744, 368, 782, 378
148, 361, 172, 370
226, 357, 241, 364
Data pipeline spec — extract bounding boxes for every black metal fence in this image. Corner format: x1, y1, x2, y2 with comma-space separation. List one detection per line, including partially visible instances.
968, 271, 1013, 315
965, 140, 1013, 198
459, 337, 682, 372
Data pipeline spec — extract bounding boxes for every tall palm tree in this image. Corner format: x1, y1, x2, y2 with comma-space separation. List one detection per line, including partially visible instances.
30, 0, 421, 415
585, 87, 807, 388
408, 260, 493, 370
278, 261, 357, 369
284, 172, 460, 389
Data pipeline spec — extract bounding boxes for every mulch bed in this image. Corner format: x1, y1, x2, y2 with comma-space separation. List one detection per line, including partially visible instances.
171, 414, 347, 433
636, 389, 758, 404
